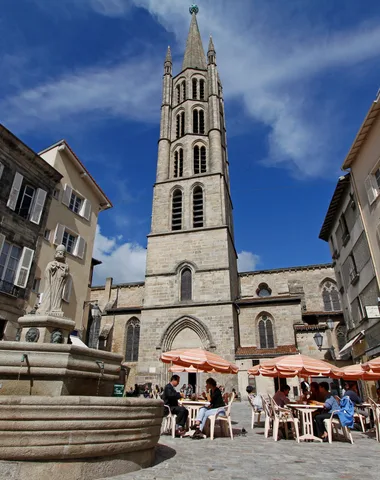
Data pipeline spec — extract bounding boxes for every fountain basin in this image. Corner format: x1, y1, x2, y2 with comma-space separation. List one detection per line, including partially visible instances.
0, 342, 123, 396
0, 396, 163, 480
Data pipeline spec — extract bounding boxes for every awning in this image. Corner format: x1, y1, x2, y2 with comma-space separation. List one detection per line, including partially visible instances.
339, 330, 365, 355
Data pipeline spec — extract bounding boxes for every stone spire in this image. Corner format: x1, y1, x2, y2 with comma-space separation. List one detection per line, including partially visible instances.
165, 46, 172, 64
207, 35, 216, 65
182, 7, 207, 71
164, 46, 172, 75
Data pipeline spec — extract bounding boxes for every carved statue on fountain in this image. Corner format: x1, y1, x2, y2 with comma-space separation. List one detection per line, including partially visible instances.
39, 245, 70, 317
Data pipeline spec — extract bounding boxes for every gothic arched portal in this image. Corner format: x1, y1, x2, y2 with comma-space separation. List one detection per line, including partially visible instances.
158, 315, 215, 352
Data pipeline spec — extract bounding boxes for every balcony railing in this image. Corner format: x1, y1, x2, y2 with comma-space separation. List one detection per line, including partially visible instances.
0, 280, 26, 299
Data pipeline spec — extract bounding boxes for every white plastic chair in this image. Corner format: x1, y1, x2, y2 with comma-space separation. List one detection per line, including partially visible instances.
369, 398, 380, 442
354, 409, 366, 432
248, 394, 262, 428
261, 396, 274, 438
208, 392, 235, 440
269, 395, 300, 443
323, 411, 354, 444
161, 405, 177, 438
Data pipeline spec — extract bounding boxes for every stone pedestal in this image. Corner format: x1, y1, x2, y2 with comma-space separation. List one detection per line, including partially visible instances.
18, 314, 75, 344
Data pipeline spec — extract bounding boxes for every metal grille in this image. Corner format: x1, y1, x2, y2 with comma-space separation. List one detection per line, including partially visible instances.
172, 190, 183, 231
193, 187, 204, 228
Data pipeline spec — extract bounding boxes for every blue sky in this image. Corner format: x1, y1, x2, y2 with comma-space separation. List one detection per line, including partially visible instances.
2, 0, 380, 285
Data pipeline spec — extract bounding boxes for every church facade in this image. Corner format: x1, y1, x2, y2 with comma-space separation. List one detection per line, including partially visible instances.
90, 10, 346, 397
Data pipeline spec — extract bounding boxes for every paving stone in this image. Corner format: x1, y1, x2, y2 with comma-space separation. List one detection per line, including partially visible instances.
103, 402, 379, 480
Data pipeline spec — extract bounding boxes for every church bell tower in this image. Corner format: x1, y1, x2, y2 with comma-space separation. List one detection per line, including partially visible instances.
137, 5, 239, 385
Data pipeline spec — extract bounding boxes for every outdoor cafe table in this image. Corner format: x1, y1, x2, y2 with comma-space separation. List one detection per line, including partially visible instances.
288, 404, 324, 442
179, 400, 210, 427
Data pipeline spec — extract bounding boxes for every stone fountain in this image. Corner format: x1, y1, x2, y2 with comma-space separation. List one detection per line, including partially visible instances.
0, 246, 163, 480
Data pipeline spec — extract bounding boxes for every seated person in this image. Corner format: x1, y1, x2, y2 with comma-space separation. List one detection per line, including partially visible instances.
192, 378, 226, 434
162, 375, 188, 437
300, 381, 310, 402
273, 384, 291, 407
314, 381, 340, 441
377, 387, 380, 403
185, 383, 193, 398
344, 381, 363, 405
309, 382, 325, 403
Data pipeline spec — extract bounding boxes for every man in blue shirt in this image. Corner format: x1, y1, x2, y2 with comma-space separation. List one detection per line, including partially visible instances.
315, 382, 340, 441
344, 382, 363, 405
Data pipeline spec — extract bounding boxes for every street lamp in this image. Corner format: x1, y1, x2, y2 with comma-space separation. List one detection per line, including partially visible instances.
313, 319, 335, 360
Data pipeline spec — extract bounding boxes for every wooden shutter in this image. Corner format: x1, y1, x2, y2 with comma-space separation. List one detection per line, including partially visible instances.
6, 172, 23, 211
0, 234, 5, 254
74, 236, 86, 259
0, 162, 4, 180
80, 198, 92, 221
14, 247, 34, 288
53, 224, 65, 245
364, 175, 378, 205
62, 275, 73, 302
62, 184, 72, 207
30, 188, 47, 225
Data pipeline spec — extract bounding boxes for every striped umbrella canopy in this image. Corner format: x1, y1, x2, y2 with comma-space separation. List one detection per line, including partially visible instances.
248, 354, 341, 379
362, 356, 380, 374
168, 365, 202, 373
161, 348, 239, 374
340, 363, 380, 381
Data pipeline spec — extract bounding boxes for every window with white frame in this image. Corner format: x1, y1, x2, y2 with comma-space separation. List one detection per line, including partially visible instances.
364, 166, 380, 205
61, 184, 92, 221
0, 242, 22, 286
62, 230, 77, 254
69, 192, 83, 214
53, 224, 86, 259
0, 234, 34, 292
7, 172, 47, 225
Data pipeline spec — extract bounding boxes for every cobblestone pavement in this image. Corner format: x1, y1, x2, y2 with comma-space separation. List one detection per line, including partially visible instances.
106, 402, 379, 480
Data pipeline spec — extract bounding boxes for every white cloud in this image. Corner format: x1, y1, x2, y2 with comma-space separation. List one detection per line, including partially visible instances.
5, 0, 380, 177
237, 251, 260, 273
92, 225, 147, 285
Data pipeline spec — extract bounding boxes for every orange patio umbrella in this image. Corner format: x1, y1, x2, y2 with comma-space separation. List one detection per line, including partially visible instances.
169, 365, 201, 373
362, 356, 380, 374
248, 354, 341, 379
160, 348, 239, 374
340, 363, 380, 381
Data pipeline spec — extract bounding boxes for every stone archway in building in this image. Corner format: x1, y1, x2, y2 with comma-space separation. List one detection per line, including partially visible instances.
158, 315, 215, 352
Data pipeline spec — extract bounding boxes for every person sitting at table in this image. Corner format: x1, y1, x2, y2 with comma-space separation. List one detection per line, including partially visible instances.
192, 378, 226, 436
162, 375, 188, 437
314, 381, 340, 441
309, 382, 325, 403
344, 381, 363, 405
273, 384, 291, 407
185, 383, 194, 398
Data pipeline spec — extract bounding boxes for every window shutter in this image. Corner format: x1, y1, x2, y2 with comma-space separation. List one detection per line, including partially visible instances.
14, 247, 34, 288
0, 162, 4, 180
29, 188, 47, 225
53, 224, 65, 245
62, 184, 72, 207
74, 236, 86, 259
62, 275, 73, 302
6, 172, 23, 211
364, 175, 378, 205
80, 198, 92, 221
0, 233, 5, 254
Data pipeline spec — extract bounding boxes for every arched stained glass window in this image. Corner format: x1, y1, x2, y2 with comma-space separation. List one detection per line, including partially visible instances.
181, 268, 192, 301
258, 315, 274, 349
322, 281, 341, 311
125, 318, 140, 362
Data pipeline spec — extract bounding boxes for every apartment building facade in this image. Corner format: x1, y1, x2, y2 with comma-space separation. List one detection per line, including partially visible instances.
0, 125, 62, 340
27, 141, 112, 335
320, 174, 378, 365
